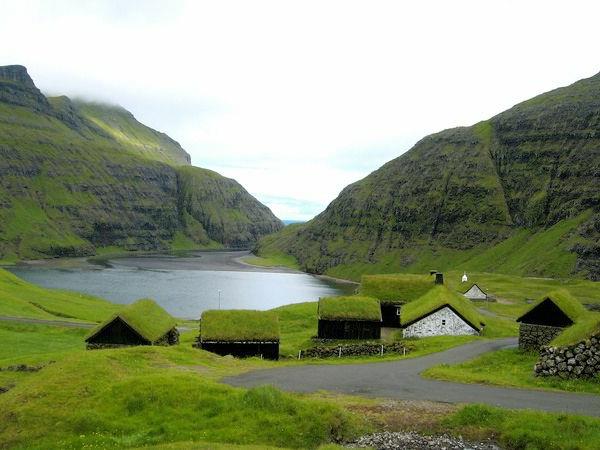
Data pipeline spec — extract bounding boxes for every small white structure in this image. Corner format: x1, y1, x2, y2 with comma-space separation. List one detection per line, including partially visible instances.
463, 284, 488, 301
461, 272, 468, 283
402, 306, 480, 338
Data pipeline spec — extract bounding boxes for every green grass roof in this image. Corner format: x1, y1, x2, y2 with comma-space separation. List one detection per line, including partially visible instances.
359, 273, 435, 303
551, 313, 600, 347
318, 296, 382, 321
86, 299, 177, 343
201, 310, 280, 342
400, 285, 485, 330
516, 289, 587, 323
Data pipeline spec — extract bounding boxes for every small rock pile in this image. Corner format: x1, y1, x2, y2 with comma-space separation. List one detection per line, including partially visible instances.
347, 432, 501, 450
0, 364, 44, 372
535, 334, 600, 378
301, 342, 413, 358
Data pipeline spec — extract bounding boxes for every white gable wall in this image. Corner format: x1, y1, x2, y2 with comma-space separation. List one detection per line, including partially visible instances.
464, 285, 487, 300
402, 306, 478, 338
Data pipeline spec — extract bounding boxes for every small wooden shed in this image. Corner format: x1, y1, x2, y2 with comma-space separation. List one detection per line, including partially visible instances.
85, 299, 179, 349
318, 296, 382, 339
516, 290, 586, 351
199, 310, 280, 360
463, 283, 488, 301
400, 286, 484, 338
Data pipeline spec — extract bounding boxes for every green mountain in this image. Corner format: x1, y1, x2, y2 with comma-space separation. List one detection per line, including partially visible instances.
0, 65, 282, 260
258, 72, 600, 281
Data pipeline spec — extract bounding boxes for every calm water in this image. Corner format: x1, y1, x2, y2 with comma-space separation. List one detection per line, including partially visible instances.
8, 251, 354, 319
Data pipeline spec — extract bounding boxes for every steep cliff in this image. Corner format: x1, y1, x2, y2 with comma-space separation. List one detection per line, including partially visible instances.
258, 72, 600, 280
0, 65, 282, 260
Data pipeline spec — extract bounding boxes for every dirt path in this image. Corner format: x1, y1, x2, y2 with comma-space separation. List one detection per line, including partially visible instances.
224, 338, 600, 417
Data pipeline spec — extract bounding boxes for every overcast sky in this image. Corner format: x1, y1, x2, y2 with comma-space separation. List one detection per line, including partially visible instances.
1, 1, 599, 220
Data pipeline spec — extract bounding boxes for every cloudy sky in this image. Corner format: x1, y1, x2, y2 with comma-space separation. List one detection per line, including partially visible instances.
1, 1, 599, 220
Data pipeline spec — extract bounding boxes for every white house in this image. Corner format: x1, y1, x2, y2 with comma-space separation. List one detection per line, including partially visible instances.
463, 283, 488, 301
400, 286, 484, 338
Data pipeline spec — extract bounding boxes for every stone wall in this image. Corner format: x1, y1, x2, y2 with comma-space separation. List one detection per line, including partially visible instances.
518, 323, 563, 351
402, 307, 478, 338
534, 334, 600, 378
301, 342, 414, 359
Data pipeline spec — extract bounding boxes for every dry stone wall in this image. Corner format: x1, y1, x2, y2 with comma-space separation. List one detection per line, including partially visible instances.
534, 334, 600, 378
518, 323, 564, 351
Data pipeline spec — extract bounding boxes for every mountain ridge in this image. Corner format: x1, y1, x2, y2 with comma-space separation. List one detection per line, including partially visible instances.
257, 72, 600, 280
0, 65, 282, 261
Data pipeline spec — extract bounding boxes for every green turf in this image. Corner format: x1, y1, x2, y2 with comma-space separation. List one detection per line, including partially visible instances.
201, 310, 280, 342
552, 313, 600, 347
242, 253, 300, 270
318, 296, 381, 321
87, 299, 177, 343
359, 273, 435, 303
424, 348, 600, 395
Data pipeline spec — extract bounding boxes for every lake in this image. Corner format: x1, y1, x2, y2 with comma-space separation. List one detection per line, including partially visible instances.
8, 251, 355, 319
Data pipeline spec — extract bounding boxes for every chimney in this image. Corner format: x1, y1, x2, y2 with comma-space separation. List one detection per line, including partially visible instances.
435, 273, 444, 285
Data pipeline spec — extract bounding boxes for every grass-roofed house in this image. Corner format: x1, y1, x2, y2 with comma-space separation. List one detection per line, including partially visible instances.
400, 286, 485, 338
85, 299, 179, 349
463, 283, 488, 301
318, 296, 382, 339
360, 273, 436, 328
516, 290, 587, 351
199, 309, 280, 360
534, 312, 600, 378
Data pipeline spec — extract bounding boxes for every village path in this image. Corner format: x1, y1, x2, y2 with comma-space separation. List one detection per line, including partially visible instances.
224, 337, 600, 417
0, 315, 95, 328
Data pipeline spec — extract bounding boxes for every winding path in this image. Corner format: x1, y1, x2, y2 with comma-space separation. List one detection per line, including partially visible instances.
225, 338, 600, 417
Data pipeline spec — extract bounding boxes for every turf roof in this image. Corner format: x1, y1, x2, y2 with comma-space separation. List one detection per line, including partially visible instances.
86, 298, 177, 343
400, 285, 485, 330
318, 296, 382, 321
201, 309, 280, 342
359, 273, 435, 303
551, 312, 600, 347
516, 290, 587, 323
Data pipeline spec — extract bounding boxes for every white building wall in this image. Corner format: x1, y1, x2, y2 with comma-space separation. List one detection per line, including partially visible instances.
464, 285, 487, 300
402, 306, 478, 338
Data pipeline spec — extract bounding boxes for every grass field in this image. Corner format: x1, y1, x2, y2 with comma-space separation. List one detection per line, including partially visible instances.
1, 269, 599, 448
423, 348, 600, 395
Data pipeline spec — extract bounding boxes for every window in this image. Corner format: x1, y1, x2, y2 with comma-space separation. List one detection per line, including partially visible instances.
441, 319, 446, 326
396, 307, 401, 316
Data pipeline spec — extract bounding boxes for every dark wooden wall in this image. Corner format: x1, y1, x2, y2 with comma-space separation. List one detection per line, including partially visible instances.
318, 319, 381, 339
87, 317, 150, 346
380, 304, 401, 328
201, 342, 279, 360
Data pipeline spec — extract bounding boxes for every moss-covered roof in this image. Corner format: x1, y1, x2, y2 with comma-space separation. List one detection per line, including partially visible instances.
551, 313, 600, 347
359, 273, 435, 303
400, 286, 485, 330
516, 290, 587, 323
201, 310, 280, 342
318, 296, 382, 321
86, 299, 177, 343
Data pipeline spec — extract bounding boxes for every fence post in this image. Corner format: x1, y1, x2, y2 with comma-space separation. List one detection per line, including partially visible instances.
298, 350, 301, 360
403, 347, 406, 356
338, 346, 342, 358
380, 344, 384, 356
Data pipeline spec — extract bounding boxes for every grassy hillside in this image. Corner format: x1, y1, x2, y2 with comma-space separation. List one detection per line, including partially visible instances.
257, 72, 600, 281
0, 65, 282, 261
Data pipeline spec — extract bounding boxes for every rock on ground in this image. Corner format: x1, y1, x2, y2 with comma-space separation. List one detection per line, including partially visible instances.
347, 431, 501, 450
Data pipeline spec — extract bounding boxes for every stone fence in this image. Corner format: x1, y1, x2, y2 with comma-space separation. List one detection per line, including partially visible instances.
299, 341, 414, 359
534, 334, 600, 378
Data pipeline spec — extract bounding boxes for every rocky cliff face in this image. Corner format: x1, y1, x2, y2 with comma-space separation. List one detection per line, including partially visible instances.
258, 73, 600, 280
0, 65, 282, 260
